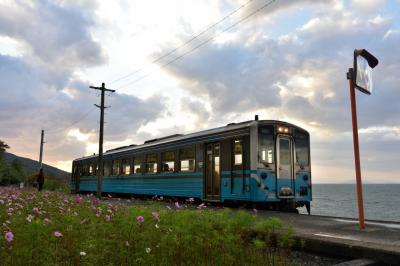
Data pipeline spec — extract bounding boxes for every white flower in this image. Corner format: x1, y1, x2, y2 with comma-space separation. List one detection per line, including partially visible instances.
80, 251, 86, 256
155, 224, 159, 229
145, 248, 151, 254
26, 214, 34, 223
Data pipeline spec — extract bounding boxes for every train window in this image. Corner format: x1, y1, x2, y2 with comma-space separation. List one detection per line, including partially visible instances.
121, 159, 131, 175
83, 164, 89, 176
180, 147, 195, 172
258, 126, 274, 167
112, 160, 120, 175
162, 151, 175, 172
104, 161, 111, 176
133, 156, 143, 174
234, 140, 243, 165
294, 130, 310, 166
146, 154, 158, 173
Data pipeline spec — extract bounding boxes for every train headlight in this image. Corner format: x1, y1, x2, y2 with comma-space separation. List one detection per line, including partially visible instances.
278, 126, 289, 133
279, 186, 293, 197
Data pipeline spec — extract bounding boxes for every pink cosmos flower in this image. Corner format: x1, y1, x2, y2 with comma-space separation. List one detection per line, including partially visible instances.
54, 231, 63, 237
252, 208, 258, 215
5, 231, 13, 242
197, 203, 207, 209
7, 207, 13, 213
137, 215, 144, 224
92, 198, 100, 206
188, 197, 195, 203
175, 202, 181, 209
96, 207, 103, 217
75, 196, 82, 204
32, 207, 39, 213
108, 194, 112, 198
105, 215, 111, 222
43, 218, 51, 225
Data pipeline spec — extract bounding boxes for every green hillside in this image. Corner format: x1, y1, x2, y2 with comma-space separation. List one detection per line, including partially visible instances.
3, 152, 70, 180
0, 151, 70, 190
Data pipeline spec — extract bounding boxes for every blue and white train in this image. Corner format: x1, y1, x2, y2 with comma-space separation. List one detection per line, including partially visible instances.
71, 117, 312, 211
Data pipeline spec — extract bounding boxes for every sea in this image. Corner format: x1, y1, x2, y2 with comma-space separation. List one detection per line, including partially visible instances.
298, 184, 400, 222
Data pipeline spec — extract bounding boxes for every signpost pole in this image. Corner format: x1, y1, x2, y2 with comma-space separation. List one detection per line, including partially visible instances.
348, 67, 365, 230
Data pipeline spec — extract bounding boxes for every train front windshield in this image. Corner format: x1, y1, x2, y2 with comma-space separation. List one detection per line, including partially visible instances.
258, 125, 275, 168
294, 130, 310, 168
258, 125, 310, 169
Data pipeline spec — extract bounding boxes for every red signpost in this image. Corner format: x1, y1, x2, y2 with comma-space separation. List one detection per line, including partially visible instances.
347, 49, 379, 230
347, 67, 365, 229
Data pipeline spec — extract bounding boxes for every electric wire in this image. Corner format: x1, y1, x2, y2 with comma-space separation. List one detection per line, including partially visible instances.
107, 0, 255, 85
46, 107, 97, 135
116, 0, 276, 91
43, 0, 276, 138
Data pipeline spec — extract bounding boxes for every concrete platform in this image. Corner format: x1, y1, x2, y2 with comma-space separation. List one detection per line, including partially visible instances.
258, 211, 400, 265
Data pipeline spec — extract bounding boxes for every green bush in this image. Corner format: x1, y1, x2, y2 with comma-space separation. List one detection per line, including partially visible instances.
0, 160, 23, 185
42, 178, 68, 192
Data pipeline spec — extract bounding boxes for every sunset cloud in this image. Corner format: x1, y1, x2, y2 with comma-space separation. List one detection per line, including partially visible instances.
0, 0, 399, 183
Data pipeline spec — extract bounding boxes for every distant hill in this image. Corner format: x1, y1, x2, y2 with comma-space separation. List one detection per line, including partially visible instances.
3, 152, 70, 182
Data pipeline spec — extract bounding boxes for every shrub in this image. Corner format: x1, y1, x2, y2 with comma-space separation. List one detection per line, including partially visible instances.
0, 187, 295, 265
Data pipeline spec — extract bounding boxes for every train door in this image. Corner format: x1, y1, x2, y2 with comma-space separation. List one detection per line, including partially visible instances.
276, 136, 295, 198
74, 163, 80, 193
205, 143, 221, 200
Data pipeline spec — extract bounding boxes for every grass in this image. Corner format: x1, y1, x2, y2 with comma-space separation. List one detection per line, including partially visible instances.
0, 186, 297, 265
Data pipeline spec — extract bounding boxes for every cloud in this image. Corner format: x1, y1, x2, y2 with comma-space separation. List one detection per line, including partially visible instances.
153, 1, 400, 182
351, 0, 385, 13
161, 40, 283, 115
0, 0, 106, 68
0, 0, 399, 182
0, 0, 167, 170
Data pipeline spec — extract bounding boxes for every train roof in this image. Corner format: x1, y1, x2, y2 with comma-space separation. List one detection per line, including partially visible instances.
73, 120, 307, 162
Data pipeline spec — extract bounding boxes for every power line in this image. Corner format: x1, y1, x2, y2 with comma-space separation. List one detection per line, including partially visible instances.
107, 0, 255, 85
46, 107, 96, 134
116, 0, 276, 91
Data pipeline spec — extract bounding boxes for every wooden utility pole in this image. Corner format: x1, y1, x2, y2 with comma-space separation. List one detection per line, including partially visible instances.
90, 83, 115, 198
38, 130, 44, 169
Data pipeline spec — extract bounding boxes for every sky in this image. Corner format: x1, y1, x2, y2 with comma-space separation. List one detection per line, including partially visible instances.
0, 0, 399, 183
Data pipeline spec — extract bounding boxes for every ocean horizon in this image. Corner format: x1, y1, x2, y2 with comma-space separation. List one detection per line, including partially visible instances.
298, 184, 400, 222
